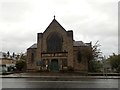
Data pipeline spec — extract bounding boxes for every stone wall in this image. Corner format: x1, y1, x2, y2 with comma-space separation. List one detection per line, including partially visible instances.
36, 19, 74, 69
73, 46, 91, 71
27, 48, 37, 71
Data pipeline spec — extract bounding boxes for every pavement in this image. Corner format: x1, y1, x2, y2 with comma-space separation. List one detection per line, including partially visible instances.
0, 72, 120, 79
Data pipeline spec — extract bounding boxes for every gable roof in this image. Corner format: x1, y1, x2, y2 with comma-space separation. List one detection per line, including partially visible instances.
28, 43, 37, 49
73, 41, 88, 47
29, 41, 89, 49
0, 52, 7, 59
43, 18, 66, 33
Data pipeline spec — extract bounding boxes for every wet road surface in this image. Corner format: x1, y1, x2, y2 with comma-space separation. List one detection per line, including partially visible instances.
1, 78, 119, 88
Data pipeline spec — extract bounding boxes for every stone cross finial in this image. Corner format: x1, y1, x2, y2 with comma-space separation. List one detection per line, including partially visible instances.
54, 15, 55, 19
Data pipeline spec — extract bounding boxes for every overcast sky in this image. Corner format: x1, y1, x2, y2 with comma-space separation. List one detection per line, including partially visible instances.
0, 0, 118, 57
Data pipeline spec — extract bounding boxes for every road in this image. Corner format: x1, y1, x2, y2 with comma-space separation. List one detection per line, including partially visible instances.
1, 78, 119, 89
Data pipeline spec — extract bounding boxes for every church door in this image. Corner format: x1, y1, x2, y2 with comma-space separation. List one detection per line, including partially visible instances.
50, 59, 59, 71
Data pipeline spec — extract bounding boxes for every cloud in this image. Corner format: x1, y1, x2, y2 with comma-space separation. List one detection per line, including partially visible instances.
0, 0, 118, 57
0, 1, 30, 22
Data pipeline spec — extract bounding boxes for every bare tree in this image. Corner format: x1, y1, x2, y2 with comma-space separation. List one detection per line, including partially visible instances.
92, 40, 102, 60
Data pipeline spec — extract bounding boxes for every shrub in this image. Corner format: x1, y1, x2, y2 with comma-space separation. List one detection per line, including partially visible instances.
16, 60, 26, 71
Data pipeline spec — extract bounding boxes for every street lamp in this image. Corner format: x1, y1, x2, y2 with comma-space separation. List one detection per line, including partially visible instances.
101, 56, 107, 78
99, 56, 107, 77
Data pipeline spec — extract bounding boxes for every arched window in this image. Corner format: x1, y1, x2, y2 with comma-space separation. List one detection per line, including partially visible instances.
31, 53, 34, 62
47, 32, 63, 52
77, 51, 82, 63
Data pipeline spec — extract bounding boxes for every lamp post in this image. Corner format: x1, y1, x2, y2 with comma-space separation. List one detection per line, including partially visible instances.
101, 56, 105, 77
102, 56, 107, 78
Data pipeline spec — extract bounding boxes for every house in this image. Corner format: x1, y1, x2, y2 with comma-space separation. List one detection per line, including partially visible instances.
0, 52, 16, 72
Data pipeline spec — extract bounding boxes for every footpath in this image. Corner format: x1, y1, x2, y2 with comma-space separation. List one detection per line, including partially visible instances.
0, 72, 120, 80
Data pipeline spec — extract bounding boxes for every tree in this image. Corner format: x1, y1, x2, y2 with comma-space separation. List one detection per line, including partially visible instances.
89, 60, 103, 72
92, 41, 101, 60
15, 60, 26, 71
88, 41, 102, 72
20, 53, 27, 61
107, 54, 120, 72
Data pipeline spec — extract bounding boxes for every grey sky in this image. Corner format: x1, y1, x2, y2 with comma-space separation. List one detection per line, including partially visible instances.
0, 0, 118, 57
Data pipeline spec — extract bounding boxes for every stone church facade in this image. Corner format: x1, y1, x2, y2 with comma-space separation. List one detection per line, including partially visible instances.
27, 17, 92, 72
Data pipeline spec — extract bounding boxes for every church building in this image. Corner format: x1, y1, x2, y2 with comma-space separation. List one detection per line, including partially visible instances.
27, 17, 92, 72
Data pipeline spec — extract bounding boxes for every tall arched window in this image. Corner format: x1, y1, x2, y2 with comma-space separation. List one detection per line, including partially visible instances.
77, 51, 82, 63
31, 53, 34, 62
47, 32, 63, 52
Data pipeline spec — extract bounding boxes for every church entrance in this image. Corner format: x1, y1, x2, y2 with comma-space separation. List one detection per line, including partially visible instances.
50, 59, 59, 71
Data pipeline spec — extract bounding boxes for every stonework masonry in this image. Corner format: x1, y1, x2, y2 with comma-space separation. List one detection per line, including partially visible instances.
27, 18, 92, 72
